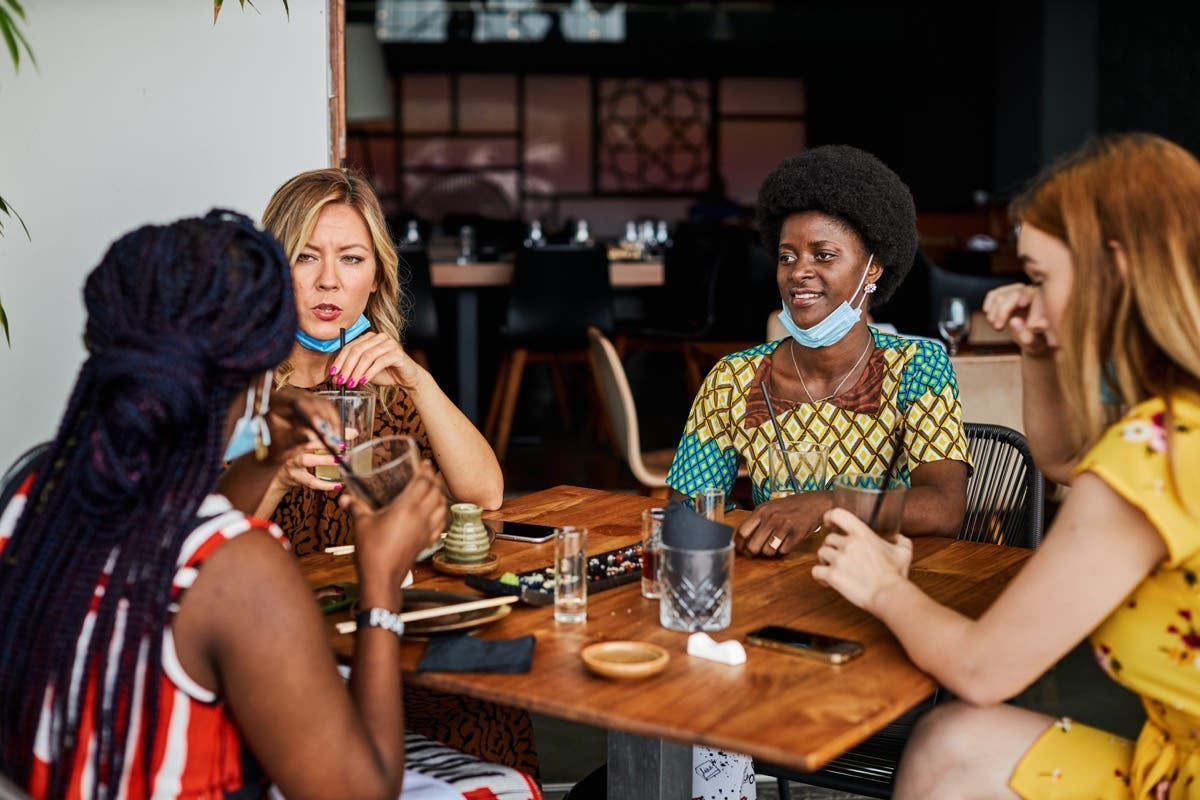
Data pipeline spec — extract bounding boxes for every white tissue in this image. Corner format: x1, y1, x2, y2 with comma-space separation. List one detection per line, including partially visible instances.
687, 632, 747, 666
402, 570, 414, 588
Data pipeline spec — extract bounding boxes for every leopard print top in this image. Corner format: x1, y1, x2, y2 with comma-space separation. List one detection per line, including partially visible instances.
273, 380, 435, 556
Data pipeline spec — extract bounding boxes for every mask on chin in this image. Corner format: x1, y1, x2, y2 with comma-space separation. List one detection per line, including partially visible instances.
778, 255, 877, 349
295, 313, 372, 353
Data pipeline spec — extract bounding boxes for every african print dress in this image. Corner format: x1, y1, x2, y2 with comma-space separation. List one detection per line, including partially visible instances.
666, 329, 971, 502
1009, 393, 1200, 799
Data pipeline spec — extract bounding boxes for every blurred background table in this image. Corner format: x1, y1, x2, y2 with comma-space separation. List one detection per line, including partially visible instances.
430, 257, 663, 423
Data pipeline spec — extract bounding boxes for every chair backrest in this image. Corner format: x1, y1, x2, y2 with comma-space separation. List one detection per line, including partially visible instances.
961, 423, 1044, 548
0, 441, 51, 516
396, 247, 438, 345
586, 327, 667, 489
506, 245, 615, 347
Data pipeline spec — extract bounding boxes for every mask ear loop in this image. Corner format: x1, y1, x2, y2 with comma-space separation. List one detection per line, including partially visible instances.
851, 254, 876, 310
252, 370, 273, 459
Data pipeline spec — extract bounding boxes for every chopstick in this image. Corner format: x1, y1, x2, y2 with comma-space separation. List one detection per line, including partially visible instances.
325, 545, 356, 556
334, 595, 518, 634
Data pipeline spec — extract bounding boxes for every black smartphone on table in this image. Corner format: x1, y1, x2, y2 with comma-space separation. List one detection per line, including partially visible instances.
486, 520, 557, 543
745, 625, 865, 664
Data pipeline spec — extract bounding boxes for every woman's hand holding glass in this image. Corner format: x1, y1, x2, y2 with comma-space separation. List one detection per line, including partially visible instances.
982, 283, 1054, 358
328, 331, 422, 390
812, 507, 913, 612
259, 397, 341, 492
341, 460, 447, 604
262, 388, 345, 492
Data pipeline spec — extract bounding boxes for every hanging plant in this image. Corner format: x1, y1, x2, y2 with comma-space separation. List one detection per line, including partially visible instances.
0, 0, 35, 346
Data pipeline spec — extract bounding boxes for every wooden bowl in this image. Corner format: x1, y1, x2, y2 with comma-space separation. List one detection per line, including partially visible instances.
581, 641, 669, 680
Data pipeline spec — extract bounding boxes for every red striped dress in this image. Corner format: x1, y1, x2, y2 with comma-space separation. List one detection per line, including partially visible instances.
0, 476, 275, 799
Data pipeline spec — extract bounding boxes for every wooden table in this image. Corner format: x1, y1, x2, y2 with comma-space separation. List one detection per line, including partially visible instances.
302, 485, 1030, 798
430, 260, 664, 424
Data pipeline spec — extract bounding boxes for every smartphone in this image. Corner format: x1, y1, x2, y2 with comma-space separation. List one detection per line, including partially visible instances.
745, 625, 864, 665
487, 520, 557, 543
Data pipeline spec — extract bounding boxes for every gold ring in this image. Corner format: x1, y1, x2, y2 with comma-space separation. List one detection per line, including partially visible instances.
768, 536, 784, 551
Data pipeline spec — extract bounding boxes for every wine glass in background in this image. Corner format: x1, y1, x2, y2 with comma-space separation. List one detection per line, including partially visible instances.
938, 297, 971, 356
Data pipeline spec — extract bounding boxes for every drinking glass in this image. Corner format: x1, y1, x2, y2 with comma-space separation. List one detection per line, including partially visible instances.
457, 225, 476, 264
554, 526, 588, 623
641, 508, 664, 599
659, 542, 734, 632
938, 297, 971, 356
315, 390, 375, 482
768, 441, 828, 500
338, 434, 419, 509
829, 474, 908, 538
694, 487, 725, 523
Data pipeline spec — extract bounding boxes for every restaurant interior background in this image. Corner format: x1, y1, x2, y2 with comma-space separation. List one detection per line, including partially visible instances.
339, 0, 1200, 492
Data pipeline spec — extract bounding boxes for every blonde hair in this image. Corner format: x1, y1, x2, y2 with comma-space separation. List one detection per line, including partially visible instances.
262, 168, 404, 408
1011, 133, 1200, 462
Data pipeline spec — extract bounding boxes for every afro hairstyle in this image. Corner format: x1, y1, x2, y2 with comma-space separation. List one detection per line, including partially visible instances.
755, 145, 918, 306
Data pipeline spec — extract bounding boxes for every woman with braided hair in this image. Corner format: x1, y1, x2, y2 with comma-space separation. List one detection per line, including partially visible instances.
0, 212, 538, 799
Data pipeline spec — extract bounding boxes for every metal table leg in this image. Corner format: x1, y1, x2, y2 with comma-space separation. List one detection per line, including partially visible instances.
607, 730, 691, 800
455, 288, 480, 423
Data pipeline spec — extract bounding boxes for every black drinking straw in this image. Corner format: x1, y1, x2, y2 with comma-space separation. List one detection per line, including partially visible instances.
338, 327, 347, 444
867, 425, 906, 529
759, 381, 801, 492
290, 400, 385, 509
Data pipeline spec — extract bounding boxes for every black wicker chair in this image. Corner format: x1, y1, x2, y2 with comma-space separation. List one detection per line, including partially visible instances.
961, 422, 1045, 549
760, 423, 1045, 798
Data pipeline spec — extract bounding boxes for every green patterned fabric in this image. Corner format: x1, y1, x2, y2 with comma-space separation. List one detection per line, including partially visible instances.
666, 329, 971, 505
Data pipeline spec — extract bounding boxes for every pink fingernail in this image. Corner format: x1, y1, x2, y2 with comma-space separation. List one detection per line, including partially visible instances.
335, 375, 345, 386
329, 366, 338, 376
355, 377, 367, 388
334, 483, 344, 490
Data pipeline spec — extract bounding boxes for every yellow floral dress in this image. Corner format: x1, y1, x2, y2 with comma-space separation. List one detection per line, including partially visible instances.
1010, 393, 1200, 799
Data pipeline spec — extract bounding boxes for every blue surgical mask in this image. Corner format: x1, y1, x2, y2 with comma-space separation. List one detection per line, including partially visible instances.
295, 314, 372, 353
223, 371, 273, 462
778, 255, 876, 349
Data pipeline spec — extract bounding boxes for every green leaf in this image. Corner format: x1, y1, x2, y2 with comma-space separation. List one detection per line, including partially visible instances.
281, 0, 289, 20
0, 296, 8, 347
0, 10, 21, 69
1, 0, 26, 22
0, 195, 30, 240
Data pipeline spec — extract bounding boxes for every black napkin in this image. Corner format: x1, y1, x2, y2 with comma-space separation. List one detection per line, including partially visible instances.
661, 500, 734, 550
417, 634, 535, 673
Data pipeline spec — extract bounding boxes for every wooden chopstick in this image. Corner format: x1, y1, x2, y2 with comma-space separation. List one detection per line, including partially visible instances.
335, 595, 518, 634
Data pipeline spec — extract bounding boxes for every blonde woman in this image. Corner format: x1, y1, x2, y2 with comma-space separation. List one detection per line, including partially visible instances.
814, 133, 1200, 798
255, 168, 502, 557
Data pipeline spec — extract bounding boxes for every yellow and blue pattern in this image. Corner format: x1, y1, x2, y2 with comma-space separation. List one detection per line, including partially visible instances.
666, 329, 971, 505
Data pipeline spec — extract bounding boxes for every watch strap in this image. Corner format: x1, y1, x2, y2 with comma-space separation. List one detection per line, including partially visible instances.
355, 606, 404, 638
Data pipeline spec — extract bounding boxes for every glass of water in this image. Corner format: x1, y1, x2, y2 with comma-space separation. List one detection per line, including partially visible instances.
938, 297, 971, 356
554, 526, 588, 623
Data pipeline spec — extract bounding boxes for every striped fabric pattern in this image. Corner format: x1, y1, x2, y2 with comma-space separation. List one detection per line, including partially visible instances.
404, 733, 541, 800
1, 486, 276, 800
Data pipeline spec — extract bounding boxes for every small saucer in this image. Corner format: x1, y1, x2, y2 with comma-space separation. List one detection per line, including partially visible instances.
431, 551, 500, 575
581, 641, 669, 680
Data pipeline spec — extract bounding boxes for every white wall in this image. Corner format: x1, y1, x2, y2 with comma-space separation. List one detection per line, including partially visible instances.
0, 0, 331, 467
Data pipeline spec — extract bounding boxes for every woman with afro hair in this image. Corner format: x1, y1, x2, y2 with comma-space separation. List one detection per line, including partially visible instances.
667, 145, 972, 799
667, 145, 971, 558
